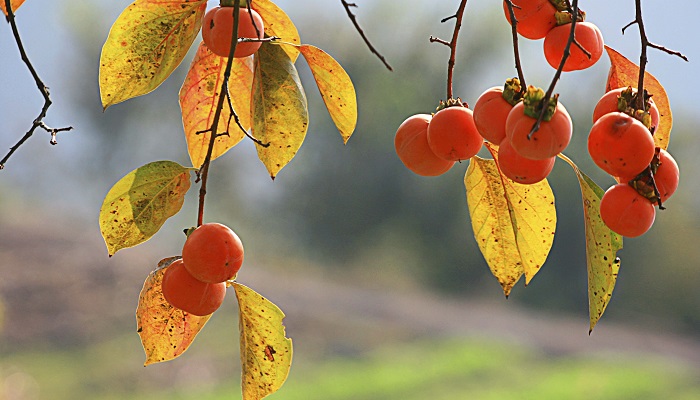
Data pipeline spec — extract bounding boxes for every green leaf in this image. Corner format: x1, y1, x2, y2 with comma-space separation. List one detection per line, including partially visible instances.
99, 161, 192, 256
559, 154, 623, 333
234, 282, 293, 400
465, 145, 556, 297
252, 0, 301, 61
299, 45, 357, 144
99, 0, 207, 109
136, 257, 212, 366
252, 42, 309, 179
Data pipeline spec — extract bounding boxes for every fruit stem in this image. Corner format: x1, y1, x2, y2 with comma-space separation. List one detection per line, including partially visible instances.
503, 0, 527, 94
429, 0, 469, 100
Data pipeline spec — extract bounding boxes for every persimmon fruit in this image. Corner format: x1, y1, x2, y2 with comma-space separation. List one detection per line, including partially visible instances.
592, 87, 660, 131
543, 21, 604, 71
161, 259, 227, 316
182, 223, 244, 283
202, 6, 264, 58
394, 114, 455, 176
473, 86, 515, 144
498, 138, 555, 184
502, 0, 558, 40
653, 149, 680, 203
506, 100, 572, 160
600, 183, 656, 238
427, 106, 484, 162
587, 112, 656, 178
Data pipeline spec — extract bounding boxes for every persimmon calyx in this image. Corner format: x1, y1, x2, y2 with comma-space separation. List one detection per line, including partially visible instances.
554, 9, 586, 26
434, 98, 468, 113
502, 77, 524, 106
522, 86, 558, 121
617, 87, 655, 131
548, 0, 569, 12
628, 148, 663, 205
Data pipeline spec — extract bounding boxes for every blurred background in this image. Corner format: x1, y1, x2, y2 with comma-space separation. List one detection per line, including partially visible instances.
1, 0, 700, 399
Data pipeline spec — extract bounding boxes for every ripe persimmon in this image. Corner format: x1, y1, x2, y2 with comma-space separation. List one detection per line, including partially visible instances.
587, 112, 655, 179
202, 6, 264, 58
502, 0, 558, 40
600, 184, 656, 238
427, 106, 484, 162
506, 100, 572, 160
497, 138, 555, 184
653, 149, 680, 203
473, 85, 518, 144
543, 21, 604, 71
592, 87, 660, 132
394, 114, 455, 176
161, 259, 226, 316
182, 223, 244, 283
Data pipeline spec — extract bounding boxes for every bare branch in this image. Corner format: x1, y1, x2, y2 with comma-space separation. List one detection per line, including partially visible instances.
340, 0, 393, 71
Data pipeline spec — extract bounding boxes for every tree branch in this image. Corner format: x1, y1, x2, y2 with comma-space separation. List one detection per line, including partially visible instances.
340, 0, 393, 71
503, 0, 526, 92
429, 0, 469, 100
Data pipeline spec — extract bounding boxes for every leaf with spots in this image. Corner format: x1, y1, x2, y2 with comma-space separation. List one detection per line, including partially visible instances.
99, 161, 192, 256
465, 144, 557, 297
136, 257, 212, 366
180, 42, 254, 168
234, 282, 292, 400
1, 0, 25, 15
252, 0, 301, 61
299, 45, 357, 144
252, 42, 309, 179
604, 45, 672, 150
99, 0, 207, 109
559, 154, 623, 333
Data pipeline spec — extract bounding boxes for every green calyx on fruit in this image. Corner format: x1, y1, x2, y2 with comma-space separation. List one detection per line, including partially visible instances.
554, 9, 585, 26
628, 147, 663, 205
434, 98, 468, 113
502, 77, 524, 106
548, 0, 569, 12
522, 86, 558, 122
617, 86, 655, 131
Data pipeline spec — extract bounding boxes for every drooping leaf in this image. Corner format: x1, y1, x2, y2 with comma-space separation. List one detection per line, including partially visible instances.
604, 45, 672, 150
234, 282, 293, 400
465, 145, 557, 297
252, 42, 309, 179
0, 0, 25, 15
180, 42, 254, 168
299, 45, 357, 144
99, 0, 207, 109
100, 161, 192, 256
559, 154, 623, 333
252, 0, 301, 61
136, 257, 212, 366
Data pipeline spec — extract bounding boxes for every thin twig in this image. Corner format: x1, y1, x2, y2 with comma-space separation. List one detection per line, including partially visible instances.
503, 0, 526, 92
340, 0, 393, 71
429, 0, 469, 100
0, 0, 73, 169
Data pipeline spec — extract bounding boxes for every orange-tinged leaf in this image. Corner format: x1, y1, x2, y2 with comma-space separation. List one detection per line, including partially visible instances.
136, 257, 212, 366
559, 154, 623, 333
99, 161, 192, 256
252, 42, 309, 179
99, 0, 207, 109
465, 146, 557, 296
252, 0, 301, 61
604, 45, 672, 149
0, 0, 25, 15
234, 282, 292, 400
180, 42, 254, 168
299, 45, 357, 144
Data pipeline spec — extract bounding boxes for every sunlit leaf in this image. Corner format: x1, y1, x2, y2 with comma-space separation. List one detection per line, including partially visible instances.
604, 45, 672, 150
559, 154, 623, 333
465, 145, 557, 297
180, 42, 254, 168
136, 257, 212, 366
99, 161, 192, 256
299, 45, 357, 144
252, 42, 309, 179
234, 282, 292, 400
252, 0, 301, 61
0, 0, 25, 15
99, 0, 207, 109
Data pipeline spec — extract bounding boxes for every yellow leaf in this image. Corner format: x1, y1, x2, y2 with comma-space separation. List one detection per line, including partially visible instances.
136, 257, 212, 366
604, 45, 672, 150
559, 154, 623, 333
180, 42, 254, 168
465, 145, 556, 296
0, 0, 25, 15
252, 0, 301, 61
252, 42, 309, 179
299, 45, 357, 144
234, 283, 292, 400
99, 161, 192, 256
99, 0, 207, 109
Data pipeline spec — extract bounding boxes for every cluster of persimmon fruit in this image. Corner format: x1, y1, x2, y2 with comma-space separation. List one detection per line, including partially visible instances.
505, 0, 604, 72
201, 4, 265, 58
590, 87, 680, 237
161, 223, 245, 316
